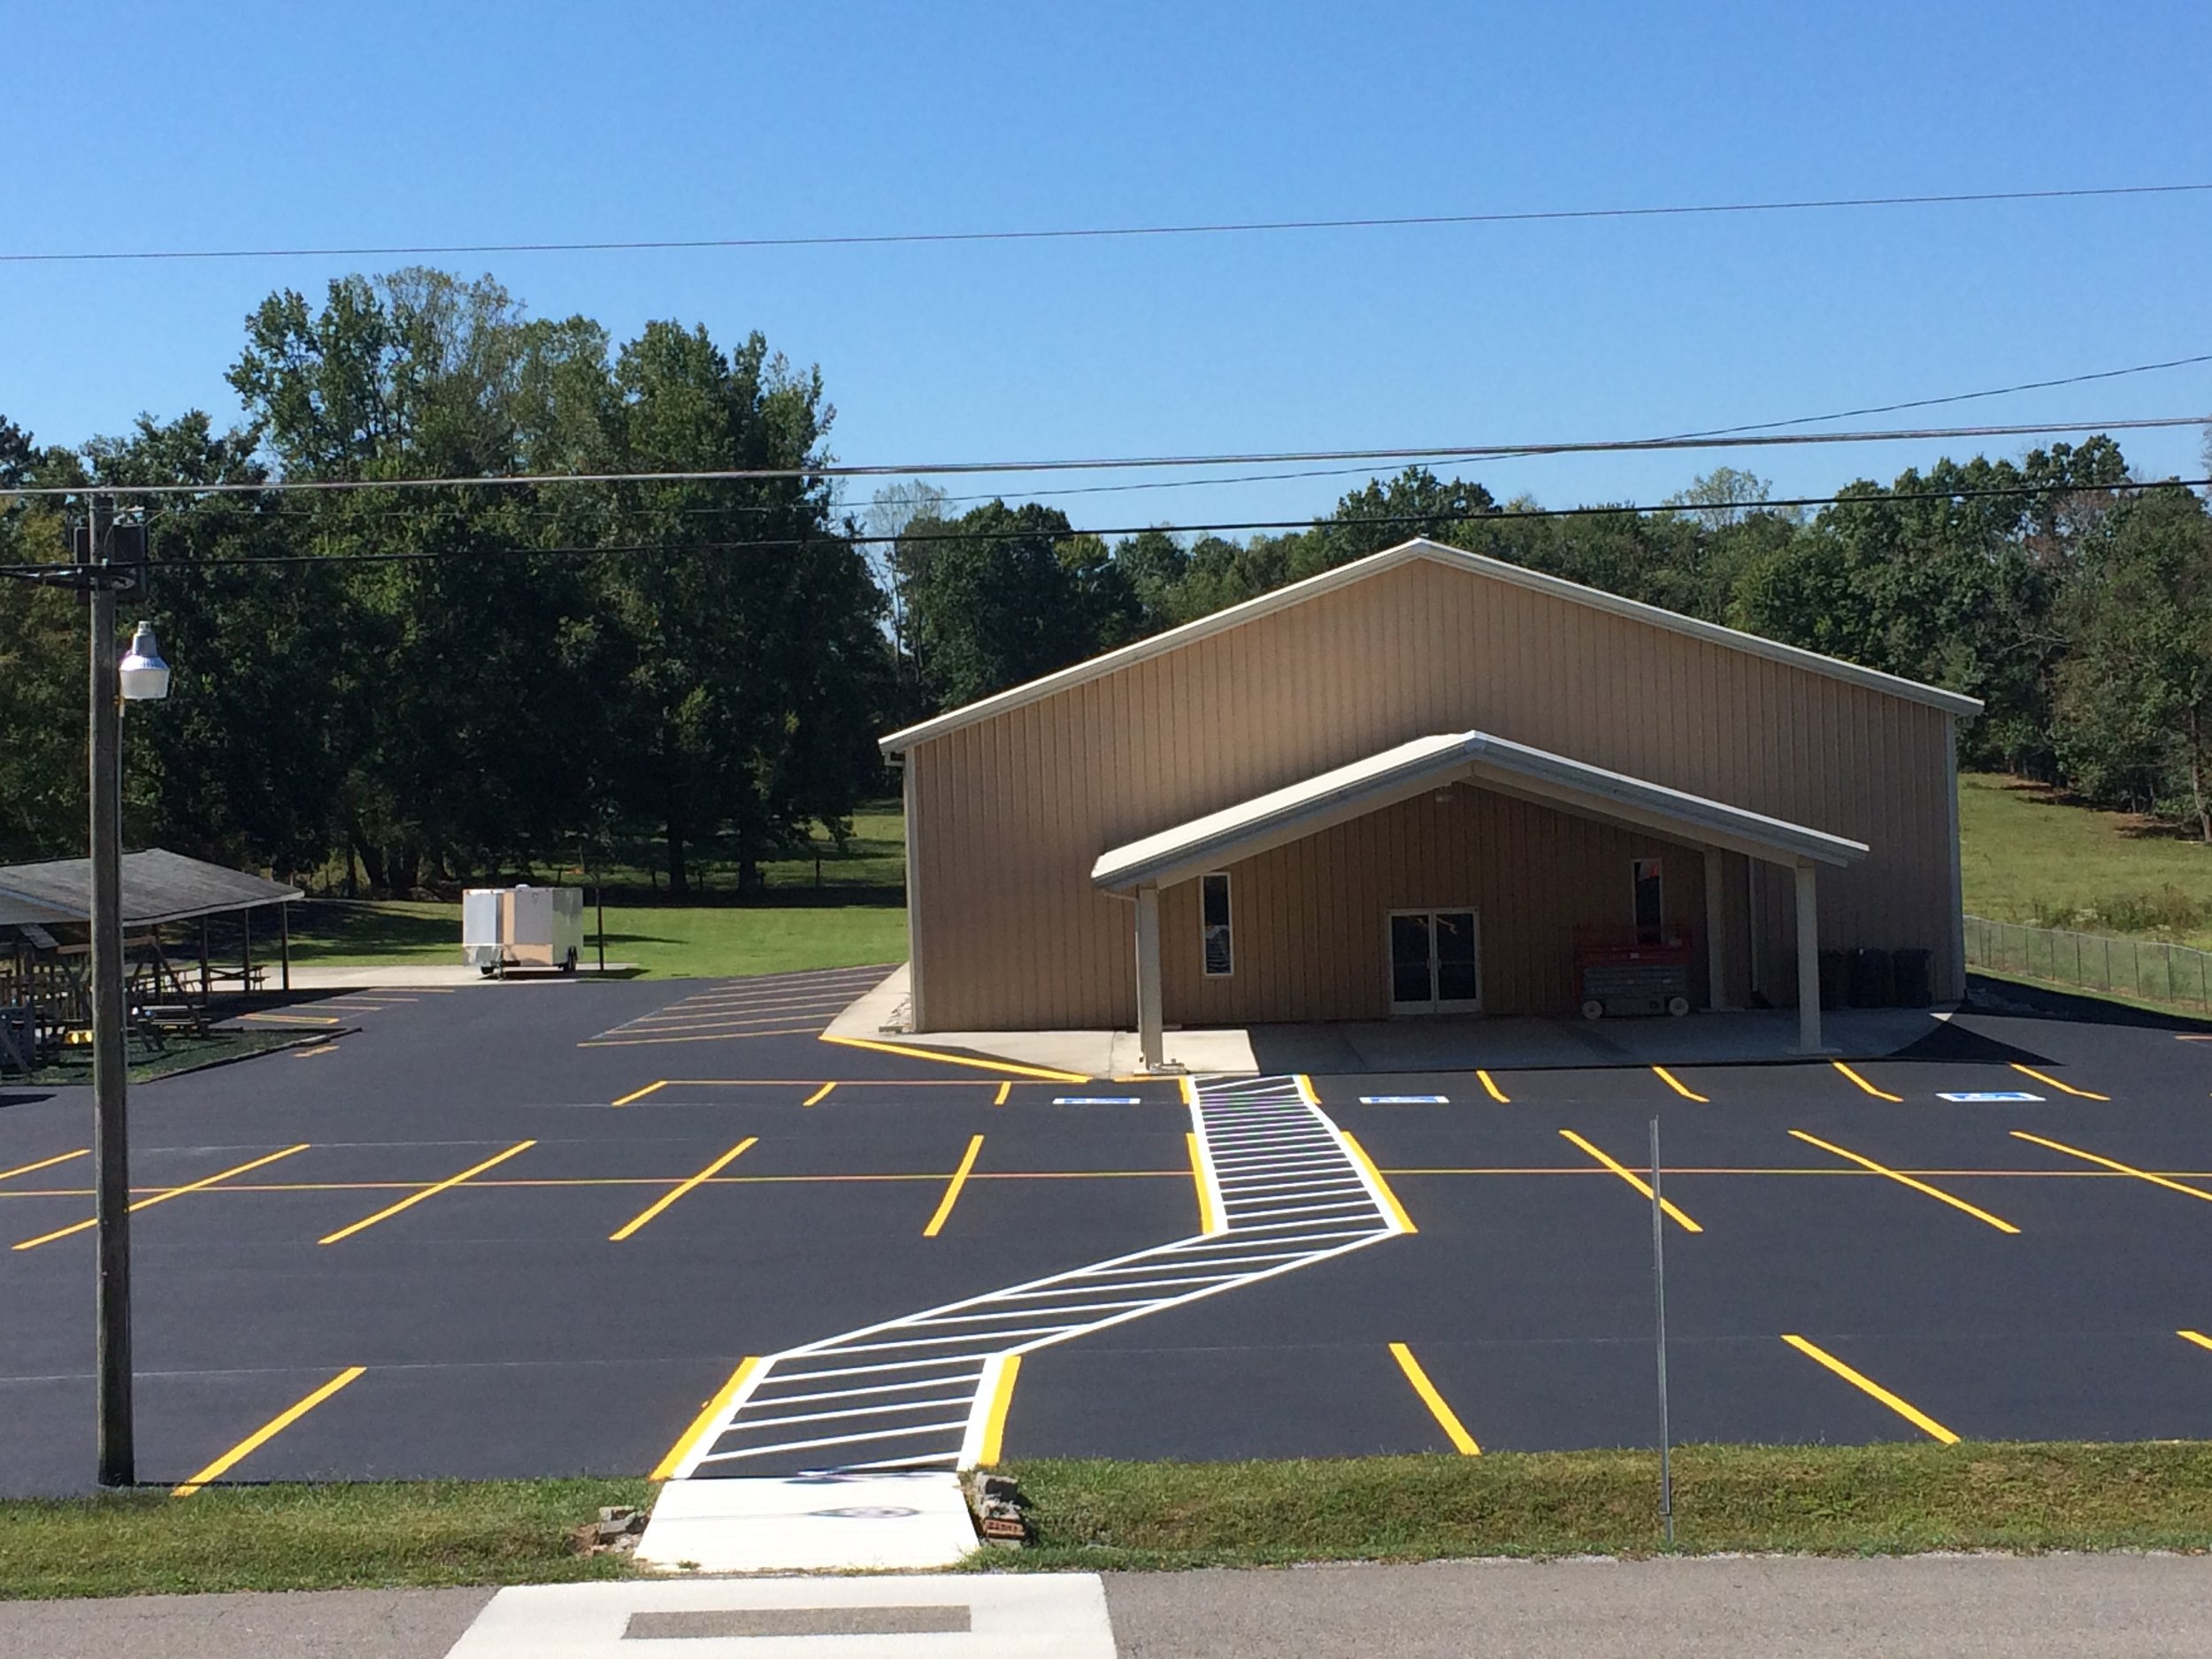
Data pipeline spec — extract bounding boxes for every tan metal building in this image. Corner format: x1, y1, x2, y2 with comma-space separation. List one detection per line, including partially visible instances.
880, 538, 1980, 1061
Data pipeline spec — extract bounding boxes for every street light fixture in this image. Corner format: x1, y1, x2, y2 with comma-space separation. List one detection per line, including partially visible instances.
119, 623, 172, 703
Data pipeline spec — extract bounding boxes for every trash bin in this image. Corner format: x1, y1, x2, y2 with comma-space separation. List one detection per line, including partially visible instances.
1847, 947, 1893, 1009
1817, 949, 1847, 1010
1892, 948, 1933, 1009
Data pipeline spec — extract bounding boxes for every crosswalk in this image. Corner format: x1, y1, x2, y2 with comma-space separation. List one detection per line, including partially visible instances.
578, 964, 892, 1048
664, 1072, 1410, 1479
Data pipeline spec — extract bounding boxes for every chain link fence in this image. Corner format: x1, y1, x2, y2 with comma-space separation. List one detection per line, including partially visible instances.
1965, 915, 2212, 1011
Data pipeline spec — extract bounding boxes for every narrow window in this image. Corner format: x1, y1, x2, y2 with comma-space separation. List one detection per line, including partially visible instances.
1632, 857, 1663, 940
1201, 872, 1233, 977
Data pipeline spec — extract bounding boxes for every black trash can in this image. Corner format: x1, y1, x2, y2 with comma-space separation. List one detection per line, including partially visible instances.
1847, 947, 1893, 1008
1817, 949, 1847, 1010
1892, 947, 1933, 1009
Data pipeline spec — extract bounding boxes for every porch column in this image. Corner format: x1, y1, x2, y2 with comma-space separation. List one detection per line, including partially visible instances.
1794, 861, 1822, 1053
1133, 881, 1164, 1071
1702, 846, 1732, 1010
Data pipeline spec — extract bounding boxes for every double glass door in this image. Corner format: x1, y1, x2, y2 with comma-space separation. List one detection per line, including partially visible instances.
1388, 909, 1481, 1015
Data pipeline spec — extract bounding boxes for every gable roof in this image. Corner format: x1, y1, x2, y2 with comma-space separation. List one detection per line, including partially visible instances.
1090, 730, 1869, 892
880, 536, 1982, 754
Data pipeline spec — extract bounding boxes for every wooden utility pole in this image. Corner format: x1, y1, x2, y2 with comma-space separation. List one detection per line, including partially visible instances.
86, 495, 134, 1486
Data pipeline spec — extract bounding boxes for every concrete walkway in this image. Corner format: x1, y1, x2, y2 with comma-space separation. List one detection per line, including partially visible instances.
829, 963, 1947, 1077
280, 964, 640, 990
4, 1555, 2208, 1656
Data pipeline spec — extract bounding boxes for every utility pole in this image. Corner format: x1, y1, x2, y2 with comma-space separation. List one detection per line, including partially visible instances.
87, 494, 134, 1487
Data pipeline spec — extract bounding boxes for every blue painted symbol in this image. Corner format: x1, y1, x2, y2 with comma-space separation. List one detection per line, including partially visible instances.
1937, 1091, 2043, 1102
1358, 1094, 1450, 1104
1051, 1095, 1142, 1105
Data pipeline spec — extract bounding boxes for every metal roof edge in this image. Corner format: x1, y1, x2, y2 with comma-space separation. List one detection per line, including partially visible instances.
879, 537, 1981, 755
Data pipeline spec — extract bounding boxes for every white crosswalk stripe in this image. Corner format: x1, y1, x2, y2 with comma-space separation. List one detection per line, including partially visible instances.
664, 1072, 1409, 1480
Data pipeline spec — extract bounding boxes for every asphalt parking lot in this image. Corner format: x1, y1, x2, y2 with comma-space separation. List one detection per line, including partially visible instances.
3, 967, 2211, 1494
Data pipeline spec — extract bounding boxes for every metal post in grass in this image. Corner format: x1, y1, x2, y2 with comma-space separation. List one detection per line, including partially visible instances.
1650, 1116, 1674, 1546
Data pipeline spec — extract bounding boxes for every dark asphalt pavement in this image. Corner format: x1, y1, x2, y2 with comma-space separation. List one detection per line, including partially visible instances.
4, 969, 2211, 1493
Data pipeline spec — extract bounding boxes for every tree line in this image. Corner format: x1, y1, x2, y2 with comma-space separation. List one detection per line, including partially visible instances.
4, 267, 2210, 899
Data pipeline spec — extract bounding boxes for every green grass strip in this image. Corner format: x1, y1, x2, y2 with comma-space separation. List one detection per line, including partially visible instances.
997, 1443, 2212, 1569
8, 1445, 2212, 1598
0, 1479, 650, 1601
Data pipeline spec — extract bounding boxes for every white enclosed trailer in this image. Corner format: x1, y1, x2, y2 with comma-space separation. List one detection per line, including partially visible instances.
462, 886, 584, 974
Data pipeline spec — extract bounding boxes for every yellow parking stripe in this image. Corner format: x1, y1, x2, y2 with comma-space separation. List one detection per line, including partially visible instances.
1788, 1129, 2020, 1233
821, 1034, 1088, 1083
1389, 1342, 1479, 1454
994, 1081, 1011, 1106
240, 1012, 341, 1026
2010, 1063, 2109, 1101
1832, 1061, 1902, 1102
318, 1141, 535, 1244
12, 1145, 310, 1251
650, 1356, 761, 1481
1477, 1070, 1509, 1103
611, 1080, 668, 1107
1341, 1132, 1417, 1233
1295, 1074, 1321, 1107
802, 1081, 836, 1107
1782, 1333, 1958, 1444
2011, 1131, 2212, 1204
2179, 1330, 2212, 1354
610, 1139, 758, 1241
173, 1366, 365, 1495
1188, 1133, 1223, 1235
1558, 1129, 1702, 1233
977, 1353, 1023, 1466
923, 1135, 986, 1237
0, 1149, 87, 1184
1652, 1066, 1709, 1102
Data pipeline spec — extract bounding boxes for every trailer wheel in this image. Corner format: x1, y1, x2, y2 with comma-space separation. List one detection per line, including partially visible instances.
1666, 995, 1690, 1017
1580, 999, 1604, 1020
560, 948, 578, 975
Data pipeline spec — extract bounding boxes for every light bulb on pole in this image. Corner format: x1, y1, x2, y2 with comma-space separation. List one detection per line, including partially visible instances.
119, 623, 171, 703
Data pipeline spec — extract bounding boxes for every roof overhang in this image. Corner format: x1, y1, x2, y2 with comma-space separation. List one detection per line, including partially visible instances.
1090, 730, 1869, 894
0, 849, 303, 928
884, 537, 1984, 755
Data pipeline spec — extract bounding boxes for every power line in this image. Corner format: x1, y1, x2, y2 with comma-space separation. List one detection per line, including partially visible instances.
6, 474, 2193, 577
5, 182, 2208, 265
7, 414, 2207, 499
170, 349, 2212, 523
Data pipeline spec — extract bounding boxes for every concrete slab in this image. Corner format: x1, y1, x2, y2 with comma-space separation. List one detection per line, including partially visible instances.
635, 1472, 980, 1574
446, 1577, 1115, 1657
825, 964, 1259, 1078
833, 982, 1944, 1078
280, 963, 638, 990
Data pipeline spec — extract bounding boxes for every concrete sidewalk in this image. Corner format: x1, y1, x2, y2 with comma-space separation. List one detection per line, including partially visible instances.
5, 1555, 2208, 1656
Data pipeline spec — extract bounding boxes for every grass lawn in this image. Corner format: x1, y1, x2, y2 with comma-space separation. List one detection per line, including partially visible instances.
282, 807, 910, 979
1961, 772, 2212, 949
285, 898, 906, 980
9, 1444, 2212, 1597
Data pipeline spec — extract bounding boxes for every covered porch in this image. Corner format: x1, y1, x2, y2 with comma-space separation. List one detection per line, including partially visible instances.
1093, 730, 1870, 1072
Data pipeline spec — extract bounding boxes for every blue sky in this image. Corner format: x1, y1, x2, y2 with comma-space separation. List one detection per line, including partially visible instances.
4, 0, 2208, 528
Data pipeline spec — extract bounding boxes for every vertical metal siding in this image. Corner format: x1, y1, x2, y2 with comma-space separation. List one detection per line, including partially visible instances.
907, 557, 1960, 1030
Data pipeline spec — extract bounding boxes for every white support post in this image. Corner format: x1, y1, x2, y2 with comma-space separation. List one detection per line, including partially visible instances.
1793, 861, 1822, 1053
1702, 846, 1732, 1011
1134, 881, 1164, 1071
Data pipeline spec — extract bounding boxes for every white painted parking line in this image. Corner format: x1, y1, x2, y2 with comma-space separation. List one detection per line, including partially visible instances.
448, 1570, 1116, 1654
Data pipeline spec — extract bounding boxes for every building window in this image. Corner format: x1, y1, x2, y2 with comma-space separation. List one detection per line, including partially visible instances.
1201, 872, 1233, 977
1632, 857, 1663, 941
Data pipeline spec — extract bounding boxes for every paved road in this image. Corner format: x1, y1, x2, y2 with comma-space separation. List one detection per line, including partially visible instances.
5, 1556, 2211, 1656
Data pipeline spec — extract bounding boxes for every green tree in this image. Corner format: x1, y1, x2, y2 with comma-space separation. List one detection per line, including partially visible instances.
2053, 485, 2212, 836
